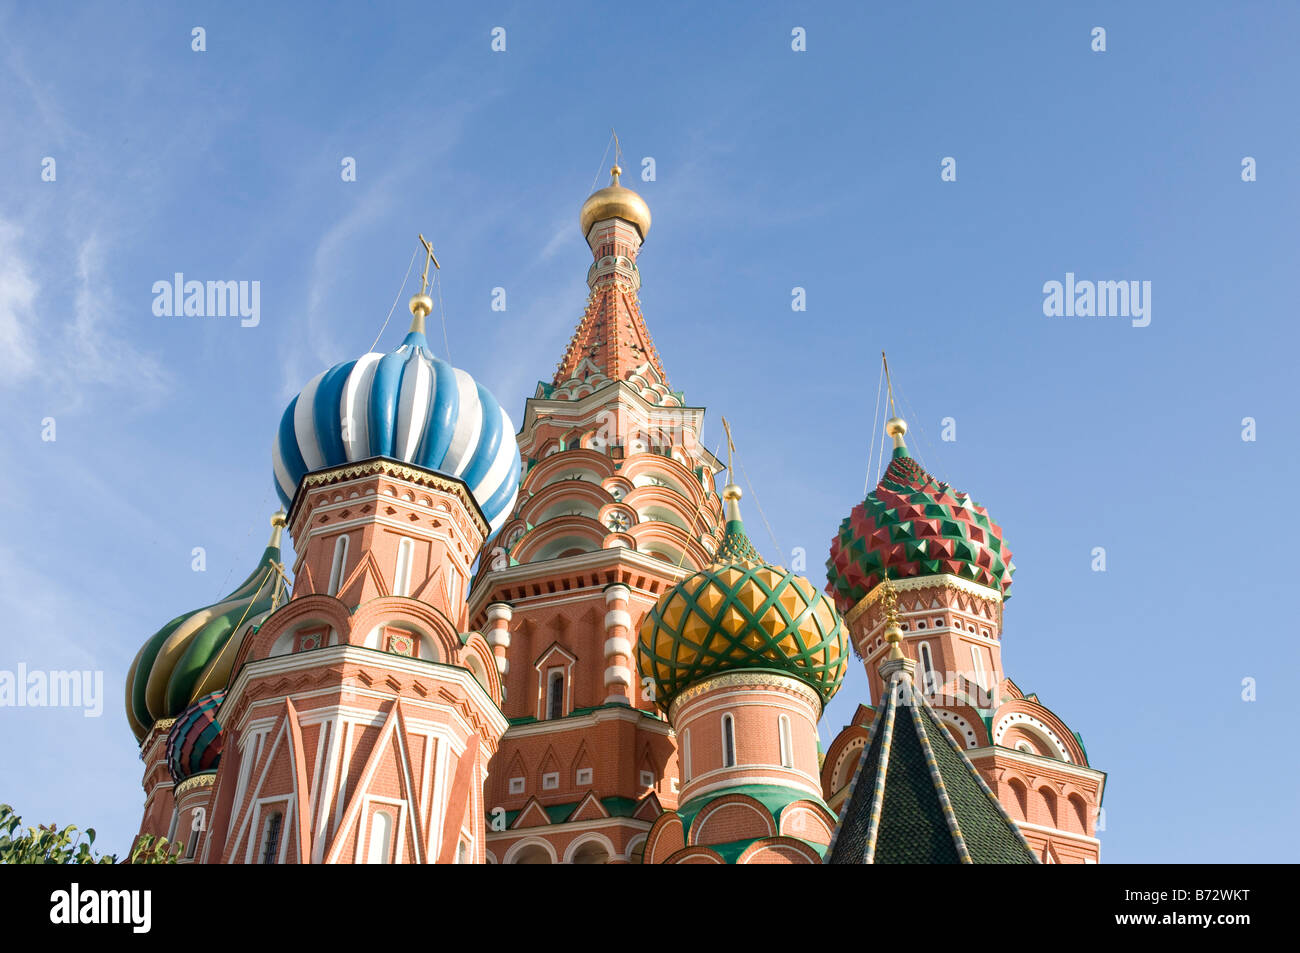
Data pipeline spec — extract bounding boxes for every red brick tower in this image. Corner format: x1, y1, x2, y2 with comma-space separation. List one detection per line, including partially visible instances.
145, 264, 522, 863
821, 413, 1106, 863
469, 166, 727, 864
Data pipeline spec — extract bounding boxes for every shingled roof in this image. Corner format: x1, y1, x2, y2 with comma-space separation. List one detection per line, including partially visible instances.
824, 656, 1037, 864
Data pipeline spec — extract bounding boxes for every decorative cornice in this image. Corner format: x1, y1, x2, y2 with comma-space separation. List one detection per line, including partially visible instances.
139, 717, 177, 756
844, 573, 1002, 629
668, 670, 821, 724
289, 457, 489, 538
174, 771, 217, 797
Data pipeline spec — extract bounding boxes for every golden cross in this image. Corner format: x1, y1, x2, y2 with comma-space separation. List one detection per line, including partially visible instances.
418, 233, 440, 296
721, 415, 736, 479
611, 127, 622, 167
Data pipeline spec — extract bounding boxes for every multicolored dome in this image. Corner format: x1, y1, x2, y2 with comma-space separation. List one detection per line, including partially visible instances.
125, 518, 285, 742
166, 691, 226, 783
637, 486, 848, 710
826, 418, 1013, 614
272, 317, 521, 535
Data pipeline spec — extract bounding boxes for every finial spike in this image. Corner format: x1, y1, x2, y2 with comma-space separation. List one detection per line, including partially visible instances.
719, 416, 743, 522
881, 353, 908, 453
880, 567, 905, 661
408, 232, 439, 332
269, 510, 287, 548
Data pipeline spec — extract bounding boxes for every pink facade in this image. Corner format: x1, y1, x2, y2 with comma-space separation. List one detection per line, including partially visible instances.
129, 164, 1103, 865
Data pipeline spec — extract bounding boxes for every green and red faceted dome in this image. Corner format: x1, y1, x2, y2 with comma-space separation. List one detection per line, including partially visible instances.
166, 691, 226, 784
826, 418, 1013, 614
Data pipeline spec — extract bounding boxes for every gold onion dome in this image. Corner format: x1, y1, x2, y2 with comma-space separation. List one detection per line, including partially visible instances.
579, 164, 652, 240
637, 492, 848, 711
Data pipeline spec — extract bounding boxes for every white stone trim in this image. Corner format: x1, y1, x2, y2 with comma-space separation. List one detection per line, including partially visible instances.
604, 609, 632, 630
993, 712, 1071, 762
604, 636, 632, 658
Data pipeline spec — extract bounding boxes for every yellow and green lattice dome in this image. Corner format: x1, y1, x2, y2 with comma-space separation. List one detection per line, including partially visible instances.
637, 486, 848, 710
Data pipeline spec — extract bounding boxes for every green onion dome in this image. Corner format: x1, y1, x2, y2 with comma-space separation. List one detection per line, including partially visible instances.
826, 417, 1013, 614
637, 484, 848, 710
125, 516, 286, 743
166, 691, 226, 783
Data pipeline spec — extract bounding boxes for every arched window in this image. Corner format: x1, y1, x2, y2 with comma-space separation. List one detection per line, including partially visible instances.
778, 714, 793, 768
681, 729, 691, 782
918, 641, 936, 694
456, 840, 470, 864
185, 825, 199, 860
366, 810, 393, 864
722, 713, 736, 768
546, 670, 565, 720
393, 538, 414, 597
1007, 778, 1029, 819
260, 811, 283, 864
327, 535, 349, 596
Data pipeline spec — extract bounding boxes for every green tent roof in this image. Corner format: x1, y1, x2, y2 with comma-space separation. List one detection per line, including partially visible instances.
825, 669, 1037, 865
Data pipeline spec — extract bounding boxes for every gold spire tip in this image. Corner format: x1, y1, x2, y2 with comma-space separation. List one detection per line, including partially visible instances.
269, 510, 287, 548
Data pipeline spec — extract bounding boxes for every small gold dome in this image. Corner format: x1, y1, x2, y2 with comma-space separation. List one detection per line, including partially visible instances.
580, 165, 652, 240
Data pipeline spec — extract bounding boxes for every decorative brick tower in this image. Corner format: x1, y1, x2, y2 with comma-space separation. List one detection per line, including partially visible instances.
467, 165, 728, 864
199, 457, 510, 864
129, 255, 522, 862
637, 488, 848, 863
822, 412, 1106, 863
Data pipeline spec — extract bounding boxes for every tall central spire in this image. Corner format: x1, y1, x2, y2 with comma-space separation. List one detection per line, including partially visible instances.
552, 164, 671, 400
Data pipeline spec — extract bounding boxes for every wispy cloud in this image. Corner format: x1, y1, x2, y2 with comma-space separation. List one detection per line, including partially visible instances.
71, 234, 170, 402
0, 219, 39, 383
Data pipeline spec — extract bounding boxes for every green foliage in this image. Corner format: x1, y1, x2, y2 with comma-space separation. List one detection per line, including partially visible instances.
0, 803, 181, 864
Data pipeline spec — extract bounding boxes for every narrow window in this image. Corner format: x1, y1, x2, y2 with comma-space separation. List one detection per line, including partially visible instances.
184, 828, 199, 860
546, 669, 564, 720
327, 535, 349, 596
722, 713, 736, 768
919, 641, 936, 693
681, 729, 691, 782
970, 644, 985, 689
393, 538, 414, 597
778, 714, 793, 768
456, 840, 469, 864
366, 810, 393, 864
260, 812, 283, 864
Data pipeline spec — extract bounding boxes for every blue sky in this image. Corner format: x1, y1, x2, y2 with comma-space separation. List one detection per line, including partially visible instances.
1, 2, 1296, 862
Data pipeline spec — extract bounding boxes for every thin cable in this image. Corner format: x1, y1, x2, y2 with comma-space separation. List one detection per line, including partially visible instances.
875, 407, 888, 489
213, 490, 271, 600
436, 272, 452, 361
896, 383, 940, 477
589, 133, 615, 192
369, 247, 419, 352
737, 456, 781, 560
676, 437, 726, 570
864, 360, 884, 495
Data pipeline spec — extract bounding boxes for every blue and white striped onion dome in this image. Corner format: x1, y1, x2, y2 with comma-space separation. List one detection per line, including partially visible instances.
273, 325, 521, 536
